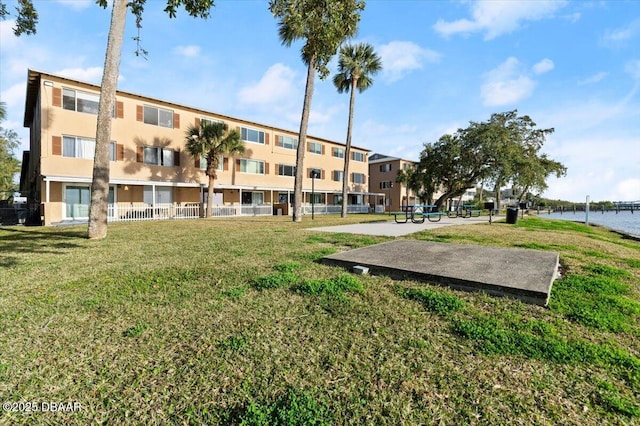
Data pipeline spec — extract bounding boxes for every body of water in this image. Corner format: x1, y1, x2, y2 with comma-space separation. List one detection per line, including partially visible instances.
539, 210, 640, 238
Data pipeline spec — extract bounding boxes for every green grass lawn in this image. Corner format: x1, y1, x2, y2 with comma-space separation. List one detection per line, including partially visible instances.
1, 215, 639, 425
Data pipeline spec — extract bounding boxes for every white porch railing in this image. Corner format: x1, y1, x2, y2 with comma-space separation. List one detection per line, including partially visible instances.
208, 204, 273, 217
302, 204, 370, 215
106, 202, 372, 223
107, 203, 200, 222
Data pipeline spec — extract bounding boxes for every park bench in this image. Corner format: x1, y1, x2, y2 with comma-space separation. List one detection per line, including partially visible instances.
411, 205, 443, 223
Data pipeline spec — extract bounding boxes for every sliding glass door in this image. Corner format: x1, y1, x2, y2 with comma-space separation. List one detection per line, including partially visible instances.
65, 186, 90, 219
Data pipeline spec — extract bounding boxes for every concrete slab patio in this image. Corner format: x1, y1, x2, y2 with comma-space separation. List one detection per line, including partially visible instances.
323, 240, 559, 306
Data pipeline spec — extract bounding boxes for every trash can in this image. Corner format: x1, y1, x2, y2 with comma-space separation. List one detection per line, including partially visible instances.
506, 207, 519, 224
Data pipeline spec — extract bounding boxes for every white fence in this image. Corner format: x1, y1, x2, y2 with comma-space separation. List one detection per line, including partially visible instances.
108, 203, 200, 222
302, 204, 370, 215
107, 202, 372, 223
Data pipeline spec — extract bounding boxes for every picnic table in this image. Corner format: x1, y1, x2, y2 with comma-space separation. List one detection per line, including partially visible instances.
410, 205, 443, 223
447, 203, 482, 218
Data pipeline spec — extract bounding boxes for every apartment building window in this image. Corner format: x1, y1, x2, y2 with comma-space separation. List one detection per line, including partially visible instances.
351, 151, 365, 162
144, 105, 174, 128
109, 142, 116, 162
310, 193, 324, 204
278, 164, 295, 177
403, 163, 412, 170
309, 142, 323, 155
63, 89, 99, 114
144, 147, 175, 167
240, 159, 265, 174
199, 155, 224, 171
201, 117, 223, 126
241, 127, 265, 144
242, 191, 264, 205
351, 173, 365, 184
332, 170, 343, 182
332, 147, 344, 158
62, 136, 95, 159
379, 163, 392, 172
309, 168, 323, 179
380, 181, 393, 189
276, 135, 298, 150
143, 186, 173, 204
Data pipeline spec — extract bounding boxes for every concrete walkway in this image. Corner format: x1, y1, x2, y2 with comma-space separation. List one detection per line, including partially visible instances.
323, 240, 559, 306
309, 215, 490, 237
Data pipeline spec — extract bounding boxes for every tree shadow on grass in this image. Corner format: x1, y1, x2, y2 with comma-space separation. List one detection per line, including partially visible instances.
0, 227, 86, 261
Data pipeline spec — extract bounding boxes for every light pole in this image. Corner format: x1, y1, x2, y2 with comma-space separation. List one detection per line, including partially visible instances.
387, 182, 394, 216
311, 170, 320, 220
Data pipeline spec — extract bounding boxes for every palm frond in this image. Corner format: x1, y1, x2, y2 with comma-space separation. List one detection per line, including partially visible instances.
333, 42, 382, 94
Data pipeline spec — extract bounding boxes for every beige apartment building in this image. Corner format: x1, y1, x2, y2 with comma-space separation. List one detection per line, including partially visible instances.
20, 70, 377, 225
368, 154, 417, 213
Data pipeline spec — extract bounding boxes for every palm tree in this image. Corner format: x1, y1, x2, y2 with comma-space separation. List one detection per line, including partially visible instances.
185, 121, 244, 218
333, 42, 381, 218
270, 0, 364, 222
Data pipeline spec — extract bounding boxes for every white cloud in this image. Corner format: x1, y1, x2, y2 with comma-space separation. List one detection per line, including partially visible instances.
308, 105, 341, 125
625, 60, 640, 80
533, 58, 554, 75
238, 63, 297, 106
613, 178, 640, 201
0, 19, 20, 50
578, 72, 608, 85
172, 45, 201, 58
433, 0, 567, 40
481, 57, 536, 106
563, 12, 581, 24
55, 0, 92, 10
377, 41, 441, 83
603, 18, 640, 43
542, 136, 640, 201
0, 82, 26, 109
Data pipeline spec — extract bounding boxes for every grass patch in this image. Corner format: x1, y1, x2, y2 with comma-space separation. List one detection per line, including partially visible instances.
221, 286, 249, 300
1, 216, 639, 424
273, 261, 302, 273
252, 272, 298, 290
451, 316, 639, 387
516, 216, 596, 233
400, 287, 464, 315
293, 274, 363, 296
123, 322, 148, 337
549, 265, 640, 332
237, 388, 332, 425
218, 334, 249, 352
593, 380, 640, 417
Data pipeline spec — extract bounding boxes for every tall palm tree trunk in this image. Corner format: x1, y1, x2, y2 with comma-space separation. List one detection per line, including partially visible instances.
341, 77, 357, 218
207, 174, 215, 218
88, 0, 127, 239
293, 56, 316, 222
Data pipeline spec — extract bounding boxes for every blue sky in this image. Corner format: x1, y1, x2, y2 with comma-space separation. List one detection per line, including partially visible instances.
1, 0, 639, 202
